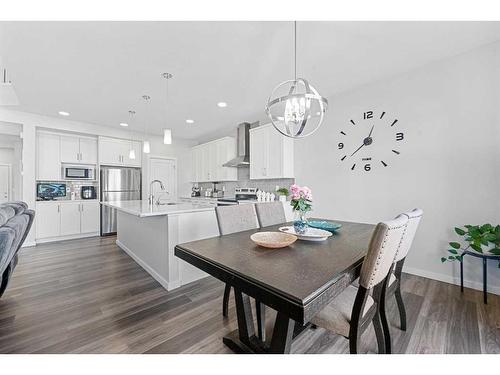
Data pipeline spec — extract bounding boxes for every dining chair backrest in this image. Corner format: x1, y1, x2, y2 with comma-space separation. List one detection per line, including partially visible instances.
394, 208, 423, 262
215, 204, 259, 235
255, 202, 287, 228
359, 215, 408, 290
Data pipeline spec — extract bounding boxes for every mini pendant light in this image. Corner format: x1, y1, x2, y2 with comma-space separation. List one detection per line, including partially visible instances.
161, 72, 173, 145
128, 110, 136, 160
142, 95, 151, 154
265, 21, 328, 138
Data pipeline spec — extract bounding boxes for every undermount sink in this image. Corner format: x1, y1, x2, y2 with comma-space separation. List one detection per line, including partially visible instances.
155, 202, 178, 206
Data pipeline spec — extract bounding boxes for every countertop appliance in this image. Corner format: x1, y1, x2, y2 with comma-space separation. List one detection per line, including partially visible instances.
100, 166, 141, 236
191, 186, 201, 197
62, 164, 95, 180
217, 187, 258, 206
37, 183, 66, 200
81, 185, 97, 200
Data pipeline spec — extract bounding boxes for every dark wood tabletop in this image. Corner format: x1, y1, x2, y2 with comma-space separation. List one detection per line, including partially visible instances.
175, 219, 375, 325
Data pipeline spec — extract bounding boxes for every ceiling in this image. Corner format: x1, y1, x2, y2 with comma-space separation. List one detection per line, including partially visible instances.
1, 21, 500, 141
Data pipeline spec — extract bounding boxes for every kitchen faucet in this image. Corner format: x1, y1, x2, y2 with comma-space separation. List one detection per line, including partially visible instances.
149, 180, 166, 205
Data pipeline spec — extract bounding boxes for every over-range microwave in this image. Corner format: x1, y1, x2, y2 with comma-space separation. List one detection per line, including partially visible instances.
62, 164, 95, 180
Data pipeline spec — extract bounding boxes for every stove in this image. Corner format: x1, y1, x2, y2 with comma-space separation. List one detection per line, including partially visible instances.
217, 187, 258, 206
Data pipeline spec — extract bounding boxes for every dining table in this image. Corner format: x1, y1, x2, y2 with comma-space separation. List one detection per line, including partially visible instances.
174, 218, 375, 354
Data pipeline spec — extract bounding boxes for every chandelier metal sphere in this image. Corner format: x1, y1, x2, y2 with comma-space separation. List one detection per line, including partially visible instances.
265, 21, 328, 138
265, 77, 328, 138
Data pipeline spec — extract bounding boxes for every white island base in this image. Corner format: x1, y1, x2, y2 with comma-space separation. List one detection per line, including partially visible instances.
113, 204, 219, 291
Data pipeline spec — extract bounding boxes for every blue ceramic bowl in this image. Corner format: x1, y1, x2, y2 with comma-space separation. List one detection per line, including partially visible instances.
307, 220, 342, 233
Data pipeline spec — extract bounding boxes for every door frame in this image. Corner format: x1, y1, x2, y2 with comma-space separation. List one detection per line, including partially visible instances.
146, 155, 178, 201
0, 163, 12, 202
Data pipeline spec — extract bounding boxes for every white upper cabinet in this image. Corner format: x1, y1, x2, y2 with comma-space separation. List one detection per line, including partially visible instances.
250, 123, 294, 180
98, 137, 141, 167
190, 137, 237, 182
79, 137, 98, 164
37, 132, 61, 180
60, 135, 97, 165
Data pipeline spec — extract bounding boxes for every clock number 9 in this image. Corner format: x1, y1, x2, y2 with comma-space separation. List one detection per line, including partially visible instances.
338, 142, 344, 149
364, 164, 371, 171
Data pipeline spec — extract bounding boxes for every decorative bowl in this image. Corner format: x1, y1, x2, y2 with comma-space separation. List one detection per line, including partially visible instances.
250, 231, 297, 249
307, 220, 342, 233
278, 226, 333, 241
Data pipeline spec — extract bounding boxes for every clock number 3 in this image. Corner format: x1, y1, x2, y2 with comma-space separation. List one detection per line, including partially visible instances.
396, 132, 404, 141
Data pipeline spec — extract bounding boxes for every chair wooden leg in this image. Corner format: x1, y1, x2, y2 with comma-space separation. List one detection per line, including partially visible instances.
349, 325, 361, 354
372, 311, 386, 354
0, 266, 11, 298
222, 284, 231, 317
394, 285, 407, 331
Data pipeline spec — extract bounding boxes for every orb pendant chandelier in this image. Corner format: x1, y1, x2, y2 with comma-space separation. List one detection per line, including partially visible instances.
265, 21, 328, 138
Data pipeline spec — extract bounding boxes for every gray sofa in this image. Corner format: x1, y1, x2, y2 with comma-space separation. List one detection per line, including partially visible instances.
0, 201, 35, 298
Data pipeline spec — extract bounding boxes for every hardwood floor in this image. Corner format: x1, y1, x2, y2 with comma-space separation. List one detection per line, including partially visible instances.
0, 236, 498, 354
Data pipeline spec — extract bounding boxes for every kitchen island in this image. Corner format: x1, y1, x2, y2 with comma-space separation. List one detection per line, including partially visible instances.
101, 200, 219, 291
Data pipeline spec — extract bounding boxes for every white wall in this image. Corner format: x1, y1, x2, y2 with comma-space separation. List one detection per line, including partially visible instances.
295, 42, 500, 294
0, 108, 194, 245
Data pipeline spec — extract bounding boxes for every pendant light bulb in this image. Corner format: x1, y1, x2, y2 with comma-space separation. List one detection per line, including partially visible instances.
129, 149, 136, 159
142, 95, 151, 154
163, 129, 172, 145
143, 140, 151, 154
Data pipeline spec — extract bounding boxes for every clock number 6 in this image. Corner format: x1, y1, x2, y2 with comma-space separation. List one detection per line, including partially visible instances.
364, 164, 371, 171
338, 142, 344, 149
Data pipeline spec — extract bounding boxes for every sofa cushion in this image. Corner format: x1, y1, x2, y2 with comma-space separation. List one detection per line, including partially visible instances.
0, 226, 16, 273
0, 206, 15, 227
3, 202, 27, 216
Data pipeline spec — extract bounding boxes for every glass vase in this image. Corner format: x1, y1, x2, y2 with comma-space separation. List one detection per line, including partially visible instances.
293, 211, 308, 235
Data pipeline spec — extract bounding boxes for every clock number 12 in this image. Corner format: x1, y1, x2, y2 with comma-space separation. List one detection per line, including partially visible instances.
363, 111, 373, 119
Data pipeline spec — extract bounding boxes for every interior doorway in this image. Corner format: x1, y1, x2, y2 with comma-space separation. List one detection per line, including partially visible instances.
0, 164, 11, 203
147, 156, 177, 203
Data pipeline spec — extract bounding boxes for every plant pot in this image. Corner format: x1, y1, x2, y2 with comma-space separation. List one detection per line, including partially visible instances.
279, 195, 286, 202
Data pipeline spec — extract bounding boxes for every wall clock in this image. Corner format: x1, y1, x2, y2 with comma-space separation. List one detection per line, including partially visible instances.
338, 110, 404, 171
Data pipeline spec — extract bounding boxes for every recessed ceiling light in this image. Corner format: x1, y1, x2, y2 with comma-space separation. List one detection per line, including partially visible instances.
120, 123, 128, 127
186, 119, 194, 124
217, 102, 227, 108
58, 111, 70, 116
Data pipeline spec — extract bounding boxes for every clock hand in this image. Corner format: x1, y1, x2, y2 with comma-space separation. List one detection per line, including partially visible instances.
350, 143, 364, 157
368, 124, 374, 138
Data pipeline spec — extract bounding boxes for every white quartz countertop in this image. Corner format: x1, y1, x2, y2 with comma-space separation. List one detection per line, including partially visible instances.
101, 200, 215, 217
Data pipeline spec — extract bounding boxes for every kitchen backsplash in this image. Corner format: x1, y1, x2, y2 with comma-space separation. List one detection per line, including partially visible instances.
36, 180, 99, 200
196, 168, 295, 197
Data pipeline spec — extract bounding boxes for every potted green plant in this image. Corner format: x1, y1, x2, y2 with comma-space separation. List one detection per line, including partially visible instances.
276, 187, 289, 202
441, 224, 500, 266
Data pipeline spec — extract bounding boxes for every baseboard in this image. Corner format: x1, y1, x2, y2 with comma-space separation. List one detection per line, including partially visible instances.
404, 266, 500, 296
36, 232, 99, 244
116, 239, 178, 291
21, 241, 36, 248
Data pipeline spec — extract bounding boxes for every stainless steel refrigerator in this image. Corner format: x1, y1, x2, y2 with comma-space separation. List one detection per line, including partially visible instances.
100, 166, 141, 236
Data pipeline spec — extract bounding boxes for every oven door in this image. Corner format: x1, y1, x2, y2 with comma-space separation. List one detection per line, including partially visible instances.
217, 199, 238, 207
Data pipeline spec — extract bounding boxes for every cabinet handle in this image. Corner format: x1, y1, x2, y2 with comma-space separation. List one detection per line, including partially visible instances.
57, 204, 60, 213
81, 203, 84, 212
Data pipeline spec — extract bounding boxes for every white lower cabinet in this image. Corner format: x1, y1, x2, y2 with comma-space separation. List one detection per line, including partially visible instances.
81, 201, 100, 234
36, 201, 100, 242
35, 203, 61, 239
60, 202, 82, 236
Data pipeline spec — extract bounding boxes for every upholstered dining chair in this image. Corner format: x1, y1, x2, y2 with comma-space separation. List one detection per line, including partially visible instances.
380, 209, 423, 334
310, 215, 408, 354
215, 204, 262, 328
255, 202, 287, 228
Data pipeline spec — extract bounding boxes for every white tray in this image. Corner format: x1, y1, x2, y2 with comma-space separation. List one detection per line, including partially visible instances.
278, 226, 333, 241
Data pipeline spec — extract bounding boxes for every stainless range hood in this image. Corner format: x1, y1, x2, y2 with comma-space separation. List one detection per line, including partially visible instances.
223, 122, 256, 168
